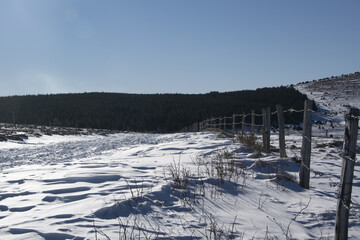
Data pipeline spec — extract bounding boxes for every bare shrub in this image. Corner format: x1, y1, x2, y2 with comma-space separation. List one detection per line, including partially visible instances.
238, 134, 263, 152
199, 214, 243, 240
93, 214, 164, 240
167, 158, 191, 189
267, 198, 311, 240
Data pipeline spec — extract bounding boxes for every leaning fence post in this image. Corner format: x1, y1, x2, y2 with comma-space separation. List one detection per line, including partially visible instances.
276, 104, 286, 158
335, 108, 359, 240
299, 100, 313, 189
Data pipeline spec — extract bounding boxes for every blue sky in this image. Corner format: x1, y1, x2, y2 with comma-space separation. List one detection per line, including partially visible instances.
0, 0, 359, 96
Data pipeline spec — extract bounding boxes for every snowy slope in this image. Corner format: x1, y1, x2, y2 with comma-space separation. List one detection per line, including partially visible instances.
295, 73, 360, 125
0, 131, 359, 239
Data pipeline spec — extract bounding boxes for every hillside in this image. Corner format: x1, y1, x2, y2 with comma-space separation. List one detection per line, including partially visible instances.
0, 87, 307, 132
295, 72, 360, 124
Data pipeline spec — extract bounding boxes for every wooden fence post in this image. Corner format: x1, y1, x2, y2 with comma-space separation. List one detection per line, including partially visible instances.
232, 114, 235, 135
266, 107, 271, 152
299, 100, 313, 189
276, 104, 286, 158
335, 108, 359, 240
262, 109, 266, 147
262, 108, 271, 152
223, 117, 226, 131
251, 110, 255, 135
241, 114, 246, 137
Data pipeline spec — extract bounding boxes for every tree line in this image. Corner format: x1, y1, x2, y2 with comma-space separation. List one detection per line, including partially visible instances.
0, 86, 311, 132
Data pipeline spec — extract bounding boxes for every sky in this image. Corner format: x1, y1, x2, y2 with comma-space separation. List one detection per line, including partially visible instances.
0, 0, 359, 96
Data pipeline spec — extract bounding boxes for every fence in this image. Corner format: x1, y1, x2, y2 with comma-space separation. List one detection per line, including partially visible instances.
182, 100, 359, 239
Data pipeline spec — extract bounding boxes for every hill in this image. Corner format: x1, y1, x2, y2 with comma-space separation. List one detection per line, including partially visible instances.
0, 87, 308, 132
295, 71, 360, 123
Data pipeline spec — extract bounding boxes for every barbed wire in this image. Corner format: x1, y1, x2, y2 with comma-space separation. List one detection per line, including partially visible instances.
338, 194, 351, 210
301, 161, 311, 172
302, 134, 312, 143
244, 123, 264, 127
339, 153, 358, 163
347, 115, 360, 120
199, 108, 311, 125
193, 105, 359, 137
283, 108, 305, 113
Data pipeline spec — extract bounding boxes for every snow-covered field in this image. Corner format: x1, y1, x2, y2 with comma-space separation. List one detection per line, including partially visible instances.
1, 76, 359, 239
0, 130, 359, 239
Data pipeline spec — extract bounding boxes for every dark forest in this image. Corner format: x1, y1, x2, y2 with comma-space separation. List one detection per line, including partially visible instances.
0, 86, 310, 132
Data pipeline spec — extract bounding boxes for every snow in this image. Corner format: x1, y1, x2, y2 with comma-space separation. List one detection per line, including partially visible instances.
295, 77, 360, 126
1, 77, 359, 239
0, 130, 359, 239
